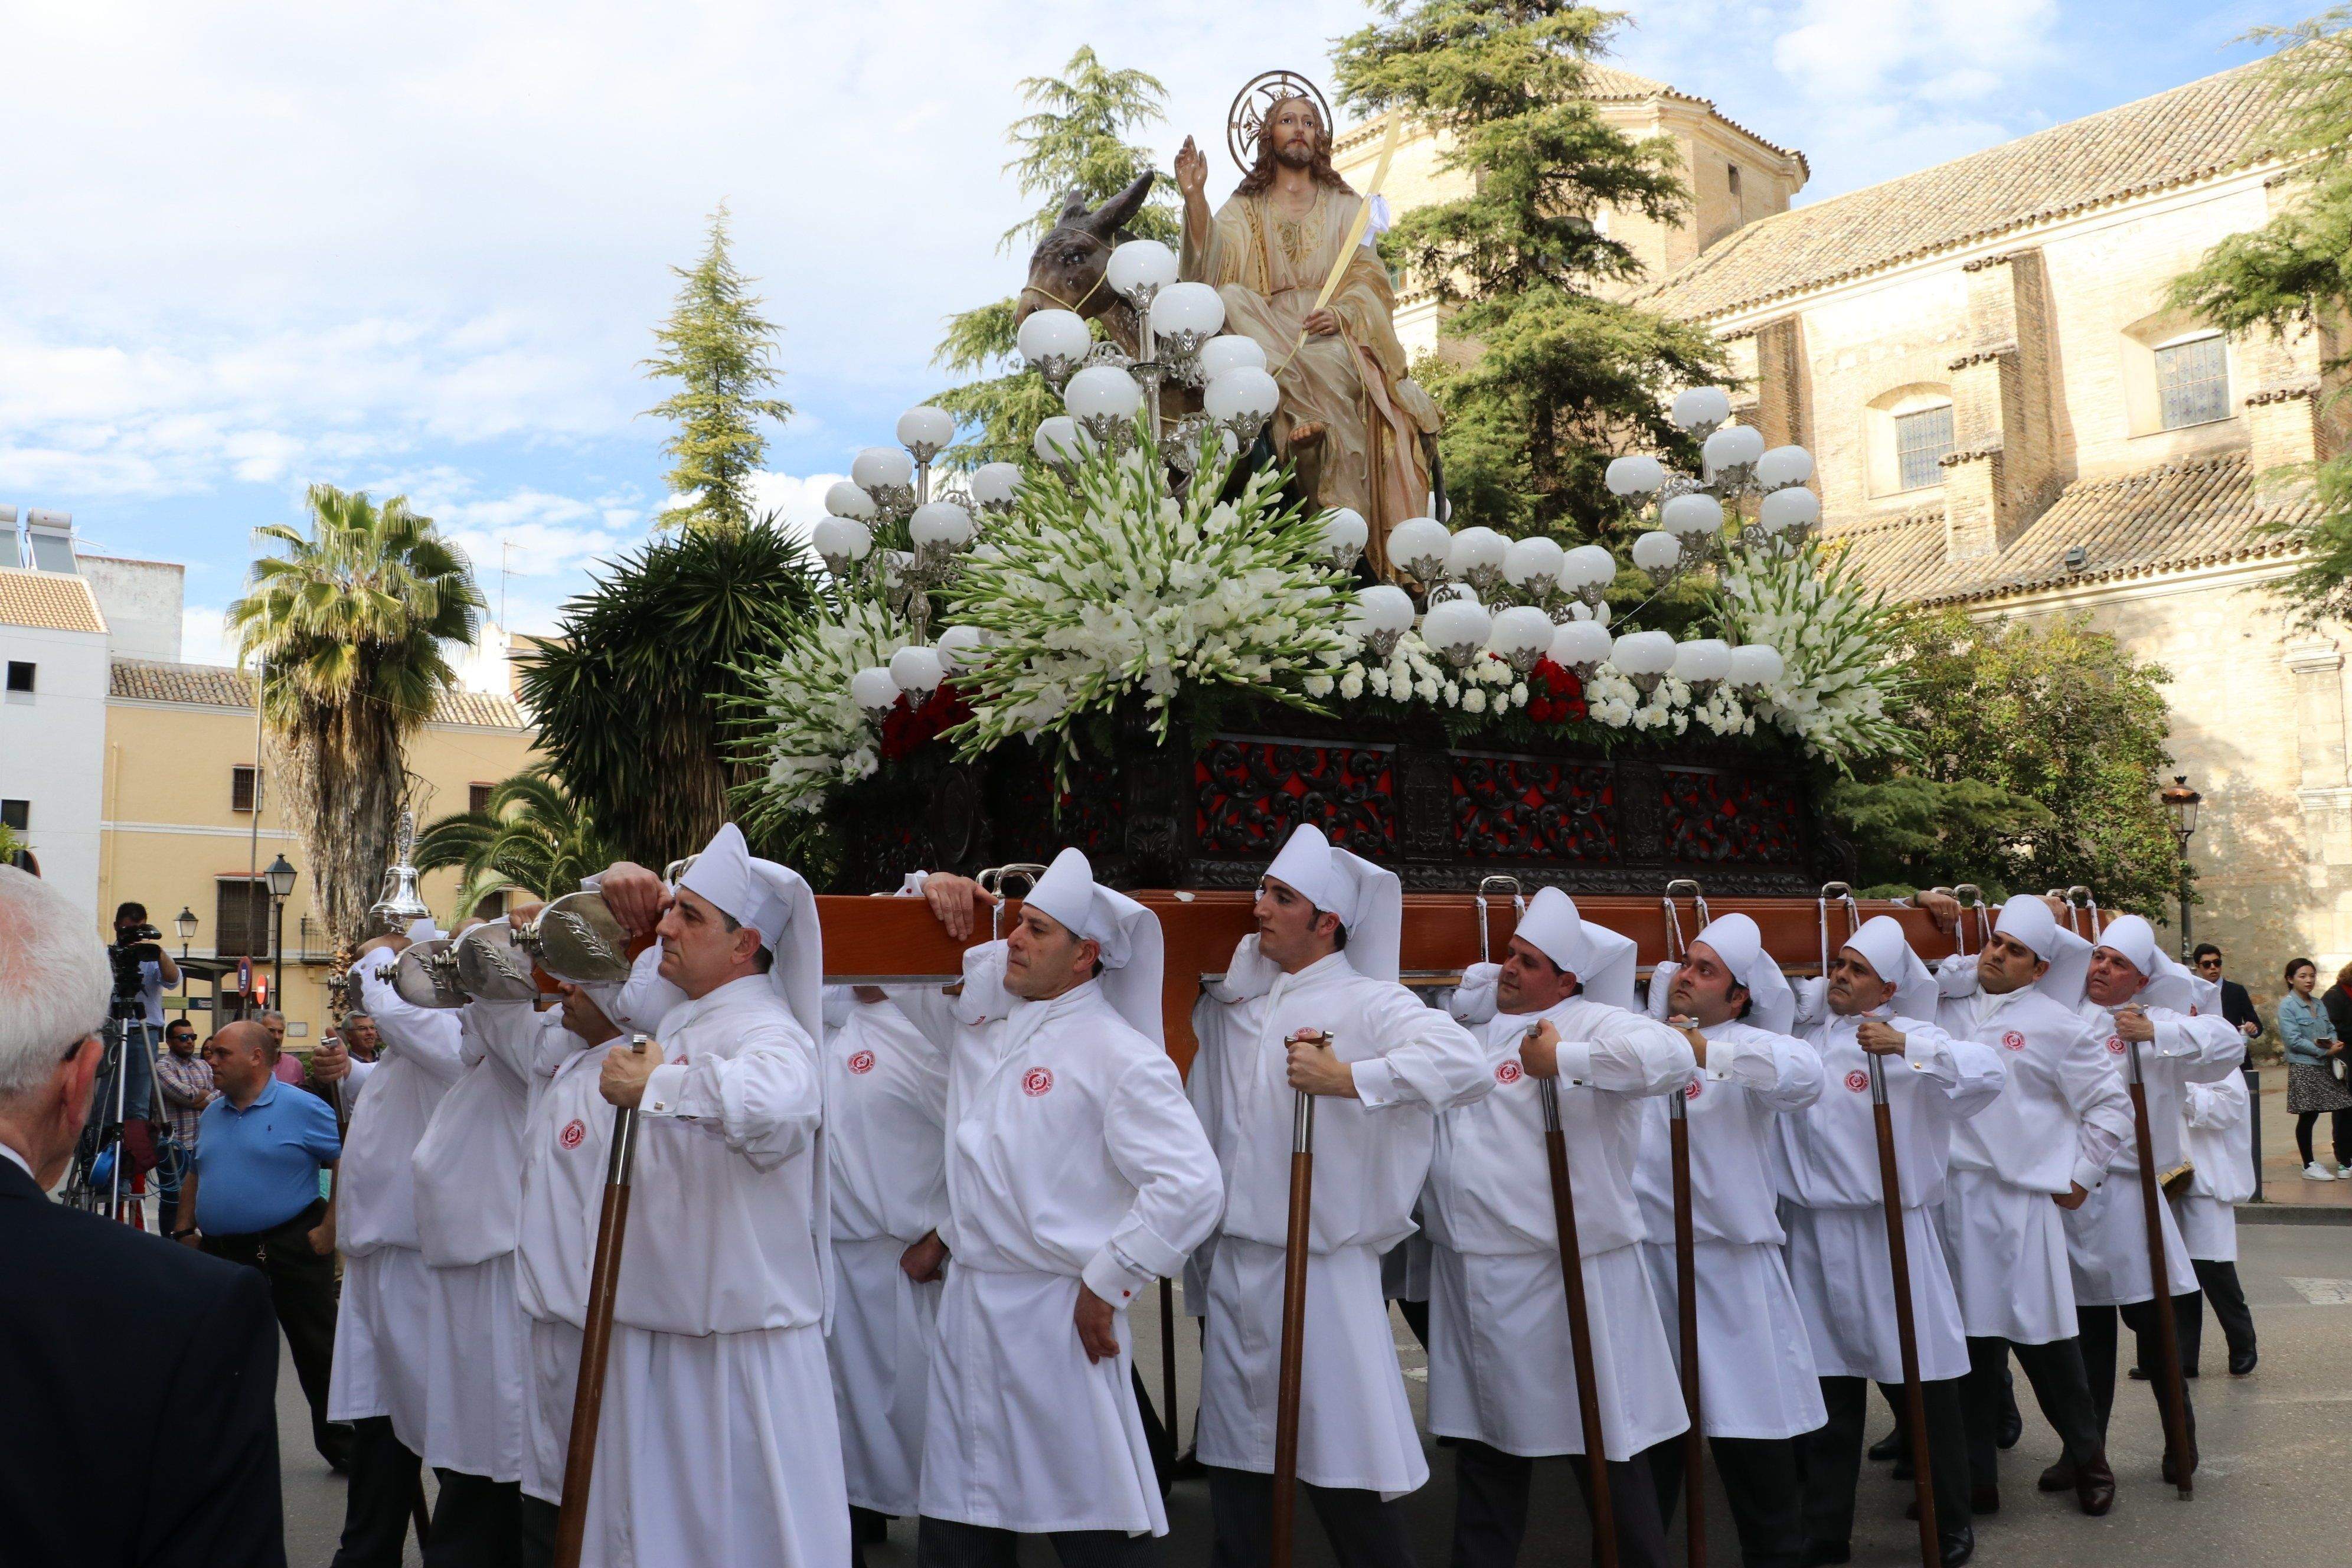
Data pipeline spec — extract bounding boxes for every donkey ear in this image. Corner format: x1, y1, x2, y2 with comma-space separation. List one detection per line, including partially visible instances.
1083, 171, 1157, 239
1057, 187, 1093, 227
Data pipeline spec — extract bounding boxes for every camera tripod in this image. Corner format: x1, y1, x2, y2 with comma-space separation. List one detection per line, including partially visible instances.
61, 994, 161, 1224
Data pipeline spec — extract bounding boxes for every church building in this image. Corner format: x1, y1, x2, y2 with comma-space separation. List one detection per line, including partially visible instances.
1342, 58, 2352, 996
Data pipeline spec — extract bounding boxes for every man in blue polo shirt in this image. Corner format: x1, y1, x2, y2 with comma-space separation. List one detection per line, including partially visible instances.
178, 1018, 348, 1469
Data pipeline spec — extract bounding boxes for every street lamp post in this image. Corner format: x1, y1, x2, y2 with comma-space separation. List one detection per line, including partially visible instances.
174, 906, 197, 1020
2158, 775, 2202, 962
264, 854, 297, 1004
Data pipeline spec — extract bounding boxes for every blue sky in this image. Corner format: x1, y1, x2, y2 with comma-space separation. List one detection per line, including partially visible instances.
0, 0, 2315, 663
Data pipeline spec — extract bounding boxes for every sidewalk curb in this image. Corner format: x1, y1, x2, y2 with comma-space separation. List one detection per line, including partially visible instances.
2237, 1203, 2352, 1227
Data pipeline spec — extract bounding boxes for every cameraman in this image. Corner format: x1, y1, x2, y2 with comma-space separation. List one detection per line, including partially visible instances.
94, 902, 179, 1167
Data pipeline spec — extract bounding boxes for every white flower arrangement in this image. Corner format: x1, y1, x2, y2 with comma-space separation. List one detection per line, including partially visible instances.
746, 597, 913, 815
1718, 540, 1909, 765
943, 428, 1353, 754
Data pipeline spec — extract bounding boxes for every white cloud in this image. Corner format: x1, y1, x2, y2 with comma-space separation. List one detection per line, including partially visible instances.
181, 605, 236, 670
748, 471, 850, 541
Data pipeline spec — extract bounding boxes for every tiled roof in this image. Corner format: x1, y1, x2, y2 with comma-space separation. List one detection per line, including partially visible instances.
0, 567, 107, 633
109, 658, 529, 729
1640, 57, 2291, 321
1826, 453, 2314, 607
1333, 63, 1808, 178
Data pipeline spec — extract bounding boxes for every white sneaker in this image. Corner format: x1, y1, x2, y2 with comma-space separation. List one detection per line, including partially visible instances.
2303, 1161, 2338, 1181
2338, 1164, 2352, 1178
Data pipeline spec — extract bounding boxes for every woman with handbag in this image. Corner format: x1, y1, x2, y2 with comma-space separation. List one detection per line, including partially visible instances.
2278, 958, 2350, 1180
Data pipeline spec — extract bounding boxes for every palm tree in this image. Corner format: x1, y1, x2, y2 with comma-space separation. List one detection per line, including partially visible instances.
227, 483, 484, 971
520, 519, 820, 866
414, 765, 615, 914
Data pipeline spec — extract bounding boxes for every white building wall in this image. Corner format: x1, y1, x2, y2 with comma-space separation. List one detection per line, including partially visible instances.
80, 556, 185, 662
0, 622, 112, 919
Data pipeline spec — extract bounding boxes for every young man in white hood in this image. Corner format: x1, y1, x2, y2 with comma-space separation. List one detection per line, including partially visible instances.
2048, 914, 2240, 1492
1780, 916, 2005, 1567
1429, 887, 1695, 1568
1187, 824, 1490, 1568
509, 824, 846, 1568
1926, 896, 2131, 1516
903, 848, 1224, 1566
1638, 913, 1825, 1568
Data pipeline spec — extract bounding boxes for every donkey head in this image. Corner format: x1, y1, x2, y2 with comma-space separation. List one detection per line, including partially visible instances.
1015, 172, 1157, 351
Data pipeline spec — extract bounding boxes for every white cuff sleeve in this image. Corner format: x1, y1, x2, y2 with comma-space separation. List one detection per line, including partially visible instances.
1352, 1056, 1404, 1107
1554, 1037, 1595, 1085
1081, 1243, 1156, 1308
638, 1061, 703, 1119
2068, 1157, 2105, 1194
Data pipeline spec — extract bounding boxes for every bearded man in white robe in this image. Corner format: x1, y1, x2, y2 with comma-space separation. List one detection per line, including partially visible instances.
1176, 94, 1438, 576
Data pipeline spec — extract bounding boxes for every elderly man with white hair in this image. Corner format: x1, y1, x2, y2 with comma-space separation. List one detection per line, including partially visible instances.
1926, 897, 2133, 1517
906, 848, 1224, 1567
0, 865, 287, 1566
2048, 914, 2240, 1492
1430, 887, 1696, 1568
1781, 916, 2005, 1568
511, 823, 847, 1568
1186, 823, 1491, 1568
1636, 913, 1825, 1568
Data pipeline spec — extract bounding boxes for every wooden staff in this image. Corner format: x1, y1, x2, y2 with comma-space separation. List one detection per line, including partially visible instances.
553, 1033, 649, 1568
1867, 1048, 1940, 1568
1660, 880, 1708, 1568
2123, 1023, 2194, 1499
1272, 1063, 1318, 1568
1159, 1276, 1178, 1463
1538, 1065, 1619, 1568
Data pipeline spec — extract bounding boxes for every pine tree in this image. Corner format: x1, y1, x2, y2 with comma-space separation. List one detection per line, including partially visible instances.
643, 204, 793, 532
2168, 10, 2352, 627
930, 48, 1179, 467
1333, 0, 1728, 537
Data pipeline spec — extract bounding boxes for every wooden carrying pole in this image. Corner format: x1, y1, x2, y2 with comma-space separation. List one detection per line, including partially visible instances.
2125, 1032, 2196, 1498
1660, 881, 1708, 1568
1538, 1071, 1619, 1568
552, 1034, 649, 1568
1870, 1052, 1941, 1568
1272, 1071, 1318, 1568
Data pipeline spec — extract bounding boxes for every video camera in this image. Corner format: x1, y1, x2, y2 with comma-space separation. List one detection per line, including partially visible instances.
106, 923, 164, 1002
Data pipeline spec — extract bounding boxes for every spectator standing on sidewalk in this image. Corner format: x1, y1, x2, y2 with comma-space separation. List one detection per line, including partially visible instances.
2279, 958, 2350, 1181
177, 1018, 350, 1471
154, 1019, 214, 1236
2191, 946, 2261, 1061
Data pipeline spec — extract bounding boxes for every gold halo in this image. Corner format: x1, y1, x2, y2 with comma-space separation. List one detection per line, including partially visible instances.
1227, 70, 1334, 171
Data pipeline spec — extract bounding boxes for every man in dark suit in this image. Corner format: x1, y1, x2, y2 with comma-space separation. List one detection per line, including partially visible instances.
2193, 945, 2262, 1062
0, 864, 286, 1567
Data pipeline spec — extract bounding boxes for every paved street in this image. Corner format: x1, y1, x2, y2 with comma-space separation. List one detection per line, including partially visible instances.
275, 1217, 2351, 1567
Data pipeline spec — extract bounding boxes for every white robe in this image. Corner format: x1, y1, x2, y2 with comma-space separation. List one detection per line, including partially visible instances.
1188, 942, 1488, 1495
2060, 998, 2240, 1306
904, 946, 1222, 1536
329, 950, 462, 1451
821, 988, 950, 1518
1776, 1008, 2005, 1384
1927, 972, 2133, 1345
1628, 988, 1828, 1439
1423, 987, 1694, 1459
403, 998, 537, 1481
2174, 1073, 2253, 1263
509, 956, 845, 1568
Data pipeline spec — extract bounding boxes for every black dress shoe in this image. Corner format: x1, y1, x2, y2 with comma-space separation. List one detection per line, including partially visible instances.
2162, 1442, 2200, 1487
2230, 1348, 2258, 1376
1941, 1525, 1975, 1567
1892, 1455, 1915, 1481
1997, 1402, 2023, 1449
2075, 1453, 2116, 1517
1867, 1428, 1904, 1462
1801, 1544, 1852, 1567
2039, 1456, 2076, 1492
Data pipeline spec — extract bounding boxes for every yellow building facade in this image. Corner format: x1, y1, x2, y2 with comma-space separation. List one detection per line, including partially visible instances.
100, 658, 538, 1050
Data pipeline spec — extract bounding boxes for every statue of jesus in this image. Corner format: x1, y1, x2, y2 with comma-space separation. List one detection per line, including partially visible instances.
1177, 92, 1439, 579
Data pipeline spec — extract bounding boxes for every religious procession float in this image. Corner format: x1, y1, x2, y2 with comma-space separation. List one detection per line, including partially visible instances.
735, 72, 1915, 922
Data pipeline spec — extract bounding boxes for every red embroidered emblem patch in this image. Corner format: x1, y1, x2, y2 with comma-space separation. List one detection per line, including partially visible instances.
559, 1119, 586, 1149
2106, 1036, 2126, 1055
1023, 1067, 1054, 1096
1684, 1080, 1703, 1102
1844, 1069, 1870, 1093
2001, 1030, 2026, 1052
847, 1050, 876, 1076
1495, 1061, 1524, 1085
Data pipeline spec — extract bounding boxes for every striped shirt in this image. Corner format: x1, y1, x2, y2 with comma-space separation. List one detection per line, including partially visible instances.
154, 1050, 215, 1151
